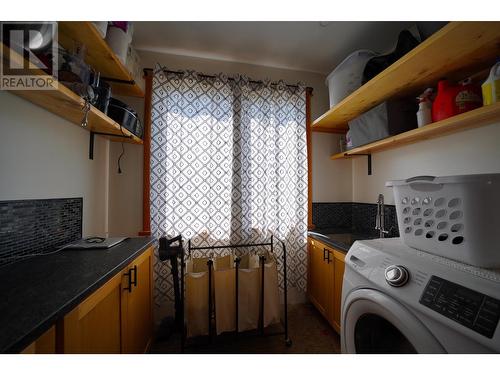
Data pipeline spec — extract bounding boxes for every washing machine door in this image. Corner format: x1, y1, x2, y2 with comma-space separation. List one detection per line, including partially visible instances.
342, 289, 445, 354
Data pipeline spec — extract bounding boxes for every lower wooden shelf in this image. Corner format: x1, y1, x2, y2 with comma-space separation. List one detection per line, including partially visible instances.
331, 102, 500, 160
12, 85, 143, 144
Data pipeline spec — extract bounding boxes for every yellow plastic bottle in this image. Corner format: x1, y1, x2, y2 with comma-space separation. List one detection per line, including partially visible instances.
482, 60, 500, 106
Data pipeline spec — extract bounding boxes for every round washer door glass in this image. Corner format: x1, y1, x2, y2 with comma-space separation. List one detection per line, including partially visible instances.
342, 289, 445, 354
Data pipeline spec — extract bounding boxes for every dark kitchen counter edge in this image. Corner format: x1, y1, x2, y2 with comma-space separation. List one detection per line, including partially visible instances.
308, 230, 351, 253
3, 237, 156, 353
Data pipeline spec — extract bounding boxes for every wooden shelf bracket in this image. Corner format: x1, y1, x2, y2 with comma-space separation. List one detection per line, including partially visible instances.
100, 76, 137, 85
359, 154, 372, 175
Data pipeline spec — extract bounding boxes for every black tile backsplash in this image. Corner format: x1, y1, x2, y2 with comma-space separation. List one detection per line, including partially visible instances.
311, 202, 352, 229
0, 198, 82, 267
312, 202, 399, 237
351, 202, 399, 238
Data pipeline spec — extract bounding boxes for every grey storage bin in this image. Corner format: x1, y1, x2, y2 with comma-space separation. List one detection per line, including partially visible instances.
348, 97, 417, 148
387, 174, 500, 268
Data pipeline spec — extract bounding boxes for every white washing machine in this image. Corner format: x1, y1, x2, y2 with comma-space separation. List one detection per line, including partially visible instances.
341, 238, 500, 353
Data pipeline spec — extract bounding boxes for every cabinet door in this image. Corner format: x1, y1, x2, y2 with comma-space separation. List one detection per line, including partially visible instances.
331, 250, 346, 333
308, 239, 327, 316
121, 246, 154, 354
310, 240, 332, 319
322, 245, 335, 328
20, 326, 56, 354
61, 272, 123, 353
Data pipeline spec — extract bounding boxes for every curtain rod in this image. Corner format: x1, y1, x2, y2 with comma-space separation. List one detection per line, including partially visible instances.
143, 68, 313, 93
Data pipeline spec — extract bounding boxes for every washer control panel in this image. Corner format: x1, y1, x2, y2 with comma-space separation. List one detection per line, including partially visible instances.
420, 276, 500, 338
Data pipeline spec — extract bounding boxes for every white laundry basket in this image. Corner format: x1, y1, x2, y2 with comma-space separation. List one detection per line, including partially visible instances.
387, 174, 500, 267
326, 49, 377, 108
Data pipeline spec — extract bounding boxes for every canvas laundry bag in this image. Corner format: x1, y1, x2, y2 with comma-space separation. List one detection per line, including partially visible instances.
185, 257, 212, 338
263, 252, 281, 327
213, 254, 236, 335
237, 253, 261, 332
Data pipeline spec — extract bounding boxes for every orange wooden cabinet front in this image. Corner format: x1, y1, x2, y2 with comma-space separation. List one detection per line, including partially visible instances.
20, 326, 56, 354
59, 246, 154, 353
307, 237, 346, 334
121, 246, 154, 354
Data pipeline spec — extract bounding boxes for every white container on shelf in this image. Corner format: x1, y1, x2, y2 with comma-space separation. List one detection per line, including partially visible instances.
105, 25, 132, 65
92, 22, 108, 39
325, 49, 377, 108
387, 173, 500, 268
126, 45, 141, 78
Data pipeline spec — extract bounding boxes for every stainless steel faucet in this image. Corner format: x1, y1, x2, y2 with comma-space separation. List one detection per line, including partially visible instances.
375, 194, 389, 238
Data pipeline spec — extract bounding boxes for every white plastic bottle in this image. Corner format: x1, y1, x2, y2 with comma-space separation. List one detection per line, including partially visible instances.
416, 88, 433, 127
482, 60, 500, 106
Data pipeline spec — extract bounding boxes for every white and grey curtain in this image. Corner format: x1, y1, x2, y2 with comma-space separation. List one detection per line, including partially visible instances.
150, 66, 308, 309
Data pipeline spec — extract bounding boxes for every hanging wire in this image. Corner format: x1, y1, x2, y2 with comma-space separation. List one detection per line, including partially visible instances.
117, 124, 126, 174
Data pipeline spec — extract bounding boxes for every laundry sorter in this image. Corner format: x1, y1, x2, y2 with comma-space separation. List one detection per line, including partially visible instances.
161, 235, 291, 351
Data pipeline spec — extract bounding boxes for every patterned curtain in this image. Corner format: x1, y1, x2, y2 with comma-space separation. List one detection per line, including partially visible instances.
150, 66, 308, 310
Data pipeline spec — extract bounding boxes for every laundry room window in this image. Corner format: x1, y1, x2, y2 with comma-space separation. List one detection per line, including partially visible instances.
150, 66, 308, 307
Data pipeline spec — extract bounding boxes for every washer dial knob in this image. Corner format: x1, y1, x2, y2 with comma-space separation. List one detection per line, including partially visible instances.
384, 265, 409, 287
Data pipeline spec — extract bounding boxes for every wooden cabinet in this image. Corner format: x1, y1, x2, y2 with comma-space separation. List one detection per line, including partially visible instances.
21, 326, 56, 354
307, 238, 328, 316
58, 246, 154, 353
121, 248, 154, 353
331, 250, 346, 332
61, 271, 124, 353
307, 237, 346, 333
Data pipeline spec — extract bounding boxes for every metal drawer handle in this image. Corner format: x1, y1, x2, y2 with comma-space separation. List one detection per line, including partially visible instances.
131, 265, 138, 288
323, 248, 332, 263
123, 268, 132, 292
123, 265, 138, 293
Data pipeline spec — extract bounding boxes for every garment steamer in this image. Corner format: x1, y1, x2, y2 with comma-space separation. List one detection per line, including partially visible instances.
156, 235, 184, 340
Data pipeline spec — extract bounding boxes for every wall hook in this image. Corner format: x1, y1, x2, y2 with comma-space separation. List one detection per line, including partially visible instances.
81, 100, 91, 127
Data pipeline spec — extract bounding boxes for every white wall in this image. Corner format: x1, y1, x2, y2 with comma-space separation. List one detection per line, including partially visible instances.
312, 132, 352, 202
107, 95, 144, 237
0, 91, 109, 236
352, 122, 500, 205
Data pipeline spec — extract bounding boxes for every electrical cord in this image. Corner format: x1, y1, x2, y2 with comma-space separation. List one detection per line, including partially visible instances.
0, 246, 66, 269
117, 124, 126, 174
0, 237, 109, 269
118, 142, 125, 174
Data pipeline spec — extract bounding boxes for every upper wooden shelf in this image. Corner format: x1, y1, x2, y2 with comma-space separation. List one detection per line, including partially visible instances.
331, 102, 500, 159
58, 22, 144, 97
1, 43, 142, 145
313, 22, 500, 131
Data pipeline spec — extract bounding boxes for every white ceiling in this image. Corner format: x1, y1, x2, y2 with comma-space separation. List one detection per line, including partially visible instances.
133, 21, 416, 75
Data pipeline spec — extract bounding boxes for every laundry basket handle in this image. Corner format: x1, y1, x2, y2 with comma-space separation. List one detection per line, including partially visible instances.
405, 175, 436, 183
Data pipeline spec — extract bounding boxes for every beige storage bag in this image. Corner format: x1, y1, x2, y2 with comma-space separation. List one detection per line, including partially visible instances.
263, 252, 281, 327
237, 253, 261, 332
213, 254, 236, 335
185, 257, 210, 338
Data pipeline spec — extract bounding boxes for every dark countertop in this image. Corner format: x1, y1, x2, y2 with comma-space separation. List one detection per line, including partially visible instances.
0, 236, 156, 353
308, 227, 377, 252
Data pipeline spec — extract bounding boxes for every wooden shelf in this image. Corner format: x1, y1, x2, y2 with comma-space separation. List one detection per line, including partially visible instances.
313, 22, 500, 131
331, 103, 500, 159
1, 43, 143, 145
58, 22, 144, 98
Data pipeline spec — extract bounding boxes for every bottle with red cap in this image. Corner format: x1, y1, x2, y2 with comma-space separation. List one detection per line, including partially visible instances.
432, 79, 482, 122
